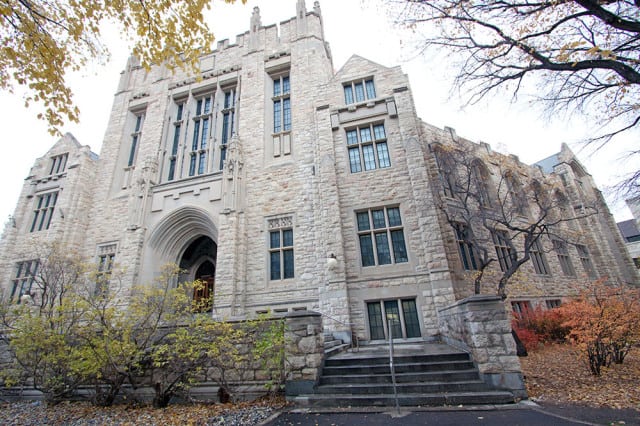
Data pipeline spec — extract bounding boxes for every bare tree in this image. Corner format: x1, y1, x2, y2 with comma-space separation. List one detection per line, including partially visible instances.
432, 141, 597, 297
390, 0, 640, 198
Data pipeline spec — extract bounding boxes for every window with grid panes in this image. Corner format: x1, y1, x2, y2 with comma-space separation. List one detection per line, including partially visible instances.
10, 260, 39, 302
220, 88, 236, 170
453, 223, 478, 270
492, 230, 513, 272
167, 102, 184, 181
30, 191, 58, 232
356, 207, 408, 267
530, 238, 550, 275
273, 75, 291, 134
575, 244, 597, 278
270, 228, 294, 280
553, 239, 576, 277
343, 78, 376, 104
511, 300, 532, 320
346, 123, 391, 173
49, 153, 68, 175
95, 244, 116, 297
128, 114, 144, 167
433, 148, 455, 197
189, 94, 212, 176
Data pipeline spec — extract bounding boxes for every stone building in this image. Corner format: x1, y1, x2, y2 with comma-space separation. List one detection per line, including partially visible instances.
618, 197, 640, 269
1, 1, 637, 343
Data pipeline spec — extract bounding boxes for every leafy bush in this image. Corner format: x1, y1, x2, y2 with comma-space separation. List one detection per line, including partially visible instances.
558, 279, 640, 376
512, 305, 570, 352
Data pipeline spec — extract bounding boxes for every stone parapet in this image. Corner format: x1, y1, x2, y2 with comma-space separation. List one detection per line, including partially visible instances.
437, 295, 527, 398
283, 311, 323, 396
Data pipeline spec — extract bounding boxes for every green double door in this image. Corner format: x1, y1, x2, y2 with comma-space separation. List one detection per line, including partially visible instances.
367, 299, 421, 341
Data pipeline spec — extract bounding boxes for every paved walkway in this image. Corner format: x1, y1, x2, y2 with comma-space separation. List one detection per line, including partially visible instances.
262, 401, 640, 426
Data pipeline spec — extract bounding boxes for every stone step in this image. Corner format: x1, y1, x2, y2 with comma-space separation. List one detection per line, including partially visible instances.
293, 391, 516, 407
323, 339, 343, 349
321, 360, 475, 376
314, 380, 492, 395
324, 342, 350, 357
319, 369, 480, 385
324, 352, 470, 367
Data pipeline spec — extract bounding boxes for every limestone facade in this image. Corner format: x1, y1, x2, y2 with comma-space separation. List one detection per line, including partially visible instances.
1, 2, 637, 343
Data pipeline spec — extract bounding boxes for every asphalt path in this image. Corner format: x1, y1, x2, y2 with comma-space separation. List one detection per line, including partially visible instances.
263, 403, 640, 426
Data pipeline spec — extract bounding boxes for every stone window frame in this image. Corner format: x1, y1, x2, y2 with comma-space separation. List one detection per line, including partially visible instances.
188, 92, 214, 177
511, 300, 532, 320
345, 121, 391, 173
575, 244, 597, 279
553, 239, 576, 277
452, 222, 478, 271
366, 297, 421, 341
10, 259, 39, 303
343, 77, 376, 105
432, 146, 456, 198
267, 215, 295, 281
29, 190, 59, 232
504, 170, 528, 215
546, 299, 562, 309
219, 86, 237, 170
268, 69, 292, 158
95, 243, 117, 297
472, 159, 494, 208
356, 206, 409, 267
167, 101, 185, 182
127, 112, 145, 168
530, 238, 551, 276
491, 229, 513, 272
48, 153, 69, 176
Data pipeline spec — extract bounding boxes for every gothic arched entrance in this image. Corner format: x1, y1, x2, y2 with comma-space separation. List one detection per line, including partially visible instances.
179, 236, 217, 312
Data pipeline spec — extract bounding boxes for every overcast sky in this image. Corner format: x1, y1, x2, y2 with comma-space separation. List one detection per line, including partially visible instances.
0, 0, 636, 229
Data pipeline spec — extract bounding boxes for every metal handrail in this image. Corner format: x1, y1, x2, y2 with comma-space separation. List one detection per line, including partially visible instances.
318, 311, 359, 352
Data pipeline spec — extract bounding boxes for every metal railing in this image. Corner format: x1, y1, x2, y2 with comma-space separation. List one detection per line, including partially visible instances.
318, 311, 359, 352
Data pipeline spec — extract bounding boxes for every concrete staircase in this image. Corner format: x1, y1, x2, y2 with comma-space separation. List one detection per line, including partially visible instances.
293, 342, 516, 407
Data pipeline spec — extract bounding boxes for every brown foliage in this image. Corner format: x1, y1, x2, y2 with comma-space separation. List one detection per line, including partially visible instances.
558, 279, 640, 375
521, 344, 640, 409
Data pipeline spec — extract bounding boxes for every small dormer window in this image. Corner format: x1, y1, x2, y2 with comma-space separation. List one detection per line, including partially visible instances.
344, 78, 376, 104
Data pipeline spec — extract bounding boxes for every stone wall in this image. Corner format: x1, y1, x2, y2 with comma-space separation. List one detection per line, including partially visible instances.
283, 311, 323, 396
0, 312, 324, 403
437, 295, 527, 398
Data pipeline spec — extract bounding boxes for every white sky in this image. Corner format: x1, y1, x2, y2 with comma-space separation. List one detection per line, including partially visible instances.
0, 0, 636, 227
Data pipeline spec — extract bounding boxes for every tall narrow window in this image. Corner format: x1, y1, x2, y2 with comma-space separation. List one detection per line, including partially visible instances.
346, 123, 391, 173
472, 161, 493, 207
530, 238, 550, 275
128, 114, 144, 167
220, 88, 235, 170
492, 230, 513, 272
273, 75, 291, 134
269, 228, 294, 280
10, 260, 39, 302
343, 78, 376, 104
453, 223, 478, 270
357, 207, 408, 267
505, 172, 527, 215
511, 301, 532, 320
49, 153, 68, 175
575, 244, 597, 279
553, 240, 576, 277
167, 103, 184, 181
30, 191, 58, 232
189, 94, 212, 176
95, 244, 116, 297
433, 148, 455, 198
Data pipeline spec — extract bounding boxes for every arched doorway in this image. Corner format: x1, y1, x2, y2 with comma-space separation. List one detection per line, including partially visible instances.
179, 236, 217, 312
